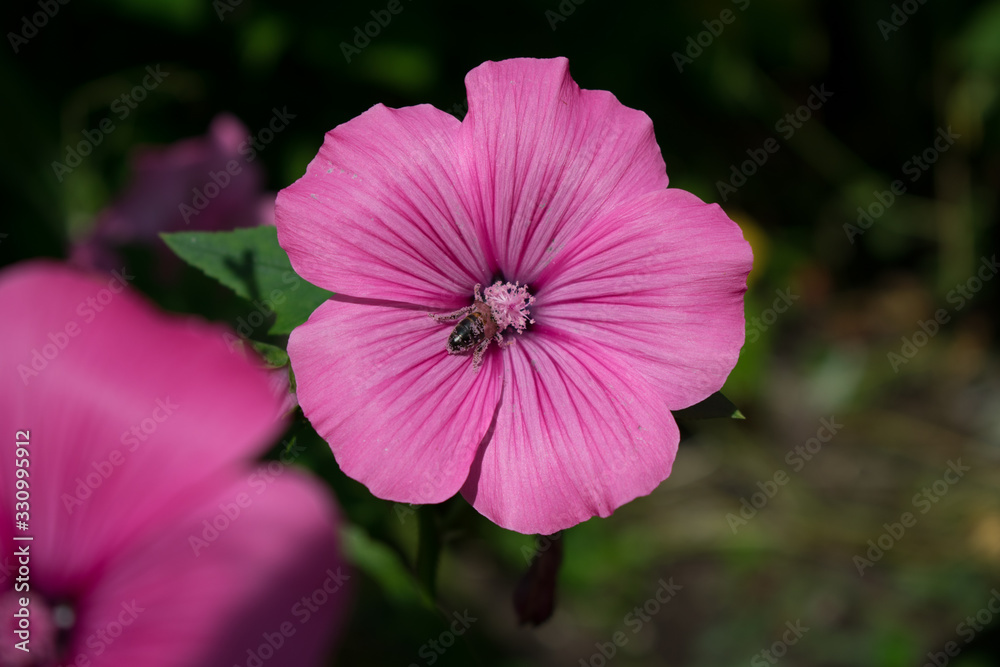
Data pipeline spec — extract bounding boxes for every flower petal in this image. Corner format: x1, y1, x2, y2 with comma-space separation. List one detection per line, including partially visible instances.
70, 470, 349, 667
534, 188, 752, 409
288, 299, 502, 503
461, 332, 680, 535
72, 114, 268, 272
0, 261, 285, 586
457, 57, 668, 283
277, 104, 490, 309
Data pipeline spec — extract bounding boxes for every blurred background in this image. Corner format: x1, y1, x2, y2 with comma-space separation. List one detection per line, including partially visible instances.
2, 0, 999, 665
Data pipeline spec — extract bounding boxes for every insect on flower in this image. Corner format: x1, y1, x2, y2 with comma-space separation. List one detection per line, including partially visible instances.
276, 57, 752, 534
432, 281, 535, 371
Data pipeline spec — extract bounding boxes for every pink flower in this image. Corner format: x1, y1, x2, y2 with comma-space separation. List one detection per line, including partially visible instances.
72, 114, 273, 272
0, 262, 350, 666
276, 57, 752, 535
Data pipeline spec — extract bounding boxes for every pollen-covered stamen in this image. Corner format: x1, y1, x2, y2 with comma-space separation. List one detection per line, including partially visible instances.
484, 281, 535, 333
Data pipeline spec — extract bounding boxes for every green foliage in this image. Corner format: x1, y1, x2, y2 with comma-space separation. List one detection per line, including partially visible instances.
161, 227, 331, 335
249, 339, 290, 367
340, 524, 434, 611
674, 391, 745, 421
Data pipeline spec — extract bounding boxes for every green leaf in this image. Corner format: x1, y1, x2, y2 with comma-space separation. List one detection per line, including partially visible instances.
249, 340, 289, 368
161, 227, 331, 335
673, 392, 745, 421
340, 525, 434, 610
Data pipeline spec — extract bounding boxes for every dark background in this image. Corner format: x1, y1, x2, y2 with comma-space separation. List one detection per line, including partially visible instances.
2, 0, 999, 665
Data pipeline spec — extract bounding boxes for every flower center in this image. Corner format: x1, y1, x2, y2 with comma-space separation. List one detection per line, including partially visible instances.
483, 281, 534, 333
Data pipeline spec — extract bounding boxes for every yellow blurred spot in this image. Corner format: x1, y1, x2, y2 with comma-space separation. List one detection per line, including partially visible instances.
730, 209, 768, 286
946, 75, 996, 148
970, 513, 1000, 561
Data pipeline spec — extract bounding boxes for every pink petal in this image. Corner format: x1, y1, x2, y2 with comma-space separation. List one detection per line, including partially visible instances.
461, 332, 680, 535
72, 114, 268, 271
288, 299, 502, 503
277, 104, 490, 309
71, 470, 349, 667
0, 262, 285, 588
456, 57, 669, 284
533, 188, 752, 409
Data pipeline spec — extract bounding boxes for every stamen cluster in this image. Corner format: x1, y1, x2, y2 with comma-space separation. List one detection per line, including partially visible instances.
484, 281, 535, 333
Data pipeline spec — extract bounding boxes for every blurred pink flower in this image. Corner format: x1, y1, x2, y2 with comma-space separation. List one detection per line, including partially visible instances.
72, 114, 274, 272
276, 57, 752, 534
0, 262, 350, 667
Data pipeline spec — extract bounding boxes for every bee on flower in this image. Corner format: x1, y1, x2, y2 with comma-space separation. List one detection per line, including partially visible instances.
277, 57, 752, 534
